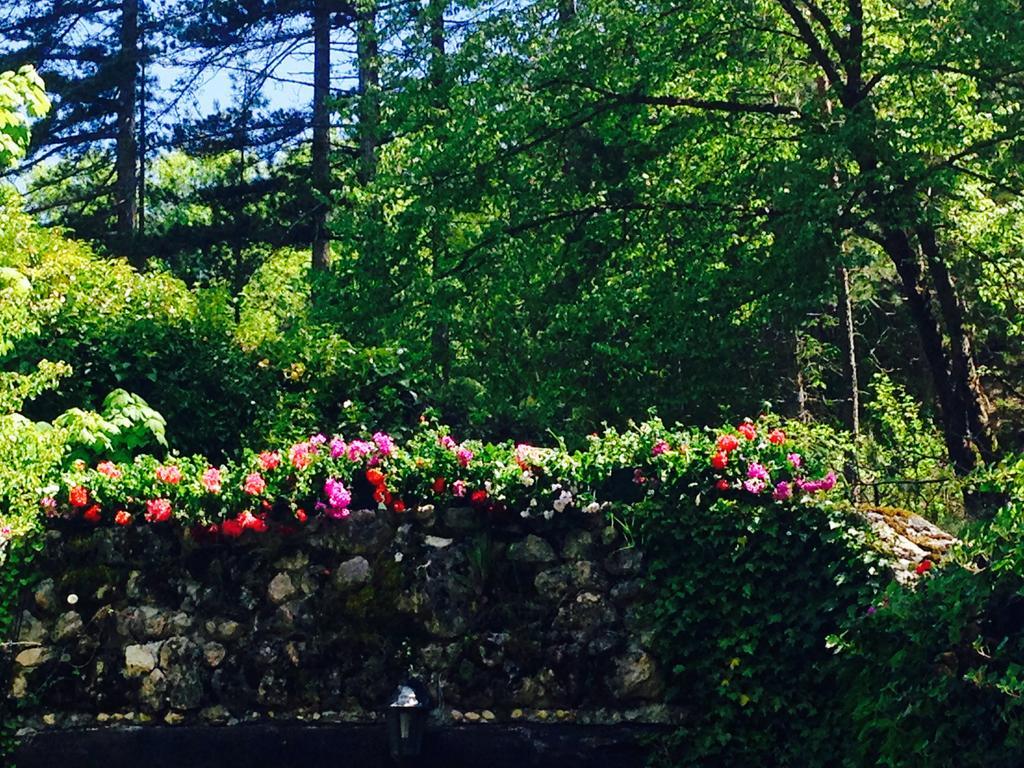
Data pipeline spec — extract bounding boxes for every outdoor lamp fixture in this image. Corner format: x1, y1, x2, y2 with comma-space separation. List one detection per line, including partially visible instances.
386, 680, 431, 762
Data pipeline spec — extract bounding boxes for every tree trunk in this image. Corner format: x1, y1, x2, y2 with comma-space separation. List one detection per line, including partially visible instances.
836, 263, 861, 500
311, 0, 331, 271
137, 14, 146, 240
835, 264, 860, 439
116, 0, 139, 264
916, 224, 994, 462
879, 228, 980, 475
356, 0, 379, 185
558, 0, 576, 23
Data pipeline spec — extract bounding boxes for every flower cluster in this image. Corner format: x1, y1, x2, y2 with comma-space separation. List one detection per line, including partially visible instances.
34, 417, 842, 542
708, 421, 838, 503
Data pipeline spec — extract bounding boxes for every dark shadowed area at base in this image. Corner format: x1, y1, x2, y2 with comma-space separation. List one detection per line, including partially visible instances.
14, 722, 667, 767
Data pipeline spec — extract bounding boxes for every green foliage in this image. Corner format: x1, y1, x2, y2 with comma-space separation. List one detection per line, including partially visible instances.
0, 66, 49, 169
53, 389, 167, 464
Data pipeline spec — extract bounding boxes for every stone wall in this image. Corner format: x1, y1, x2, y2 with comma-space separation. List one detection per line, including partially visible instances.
6, 505, 672, 735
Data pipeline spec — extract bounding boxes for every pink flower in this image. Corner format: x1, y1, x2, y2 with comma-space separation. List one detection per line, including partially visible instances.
651, 440, 670, 457
347, 440, 373, 461
310, 434, 327, 447
323, 478, 351, 511
373, 432, 395, 456
202, 467, 223, 494
439, 435, 457, 450
746, 462, 769, 481
243, 472, 267, 496
787, 453, 802, 469
97, 461, 122, 480
772, 481, 792, 501
329, 438, 347, 459
795, 471, 837, 494
290, 442, 314, 470
457, 446, 474, 467
40, 497, 58, 516
258, 451, 281, 471
743, 477, 766, 494
144, 498, 173, 523
737, 422, 756, 441
1, 524, 13, 540
155, 465, 182, 484
819, 470, 837, 491
452, 480, 467, 498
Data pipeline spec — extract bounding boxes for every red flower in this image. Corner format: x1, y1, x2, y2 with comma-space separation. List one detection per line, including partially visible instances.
83, 505, 102, 524
144, 498, 173, 523
221, 518, 244, 538
716, 434, 739, 453
373, 486, 393, 505
238, 510, 268, 533
737, 423, 757, 441
366, 468, 385, 487
391, 499, 407, 514
915, 560, 934, 575
69, 486, 89, 508
155, 465, 182, 484
715, 479, 730, 491
258, 451, 281, 471
295, 509, 308, 524
432, 477, 446, 495
114, 509, 132, 526
711, 452, 729, 470
470, 489, 488, 507
767, 429, 786, 445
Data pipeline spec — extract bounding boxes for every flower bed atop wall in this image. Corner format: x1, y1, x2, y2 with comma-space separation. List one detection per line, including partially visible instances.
16, 417, 845, 549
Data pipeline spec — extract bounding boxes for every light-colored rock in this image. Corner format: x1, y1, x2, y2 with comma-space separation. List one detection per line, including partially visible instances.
508, 535, 557, 564
333, 556, 371, 591
268, 573, 297, 604
15, 646, 52, 668
424, 535, 453, 549
53, 611, 84, 643
125, 643, 159, 676
203, 641, 226, 668
607, 646, 664, 700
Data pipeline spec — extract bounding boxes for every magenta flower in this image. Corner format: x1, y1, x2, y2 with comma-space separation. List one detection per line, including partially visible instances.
452, 480, 467, 497
372, 432, 395, 457
747, 462, 769, 481
329, 438, 347, 459
651, 439, 670, 457
787, 453, 802, 469
439, 435, 457, 450
310, 434, 327, 447
771, 481, 792, 501
323, 478, 351, 511
457, 446, 474, 467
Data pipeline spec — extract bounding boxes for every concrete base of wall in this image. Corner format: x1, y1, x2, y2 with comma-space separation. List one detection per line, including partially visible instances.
14, 722, 667, 767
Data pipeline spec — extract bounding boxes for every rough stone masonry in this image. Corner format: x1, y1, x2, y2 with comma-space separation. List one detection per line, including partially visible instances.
7, 505, 673, 735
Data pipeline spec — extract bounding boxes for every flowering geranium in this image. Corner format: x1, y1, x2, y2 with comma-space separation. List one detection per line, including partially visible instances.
768, 429, 786, 446
452, 480, 467, 497
202, 468, 223, 494
651, 439, 670, 456
155, 465, 182, 485
716, 434, 739, 453
737, 422, 757, 440
115, 510, 133, 526
324, 478, 351, 515
290, 442, 314, 470
83, 505, 102, 524
373, 432, 395, 456
97, 461, 122, 480
457, 446, 474, 467
258, 451, 281, 471
772, 481, 792, 501
69, 485, 89, 508
145, 499, 173, 523
711, 452, 729, 470
243, 472, 267, 496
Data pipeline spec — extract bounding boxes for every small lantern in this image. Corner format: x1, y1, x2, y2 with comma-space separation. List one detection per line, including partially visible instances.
386, 680, 431, 761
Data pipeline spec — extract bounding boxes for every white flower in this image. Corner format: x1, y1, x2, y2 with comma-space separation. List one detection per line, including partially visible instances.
584, 502, 600, 514
520, 471, 535, 487
520, 510, 531, 518
529, 498, 538, 507
543, 509, 554, 520
552, 489, 573, 513
394, 552, 404, 563
67, 593, 79, 605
